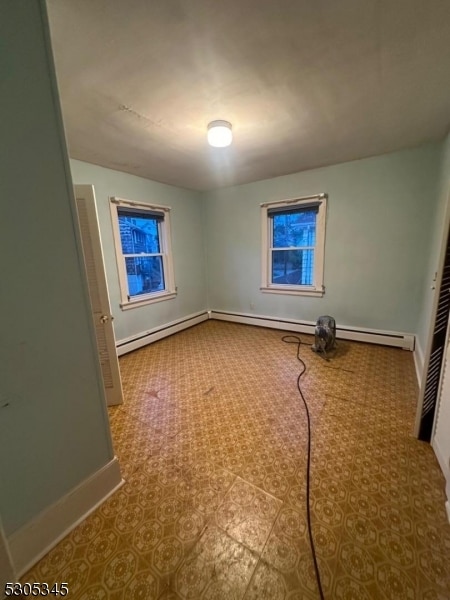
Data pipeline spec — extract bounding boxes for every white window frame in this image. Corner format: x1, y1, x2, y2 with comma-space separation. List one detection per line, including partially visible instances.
261, 194, 327, 297
110, 196, 176, 310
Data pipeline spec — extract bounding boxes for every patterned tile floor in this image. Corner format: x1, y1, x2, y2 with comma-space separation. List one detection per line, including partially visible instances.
24, 321, 450, 598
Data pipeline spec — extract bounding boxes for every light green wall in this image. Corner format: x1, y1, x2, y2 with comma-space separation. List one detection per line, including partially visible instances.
416, 133, 450, 357
0, 1, 112, 535
0, 0, 444, 552
204, 144, 440, 333
70, 160, 207, 342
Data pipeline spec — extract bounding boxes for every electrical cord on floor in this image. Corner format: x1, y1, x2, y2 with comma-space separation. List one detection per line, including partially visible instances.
282, 335, 325, 600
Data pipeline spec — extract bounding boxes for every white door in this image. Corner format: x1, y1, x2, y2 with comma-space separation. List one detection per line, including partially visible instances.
432, 327, 450, 515
75, 185, 123, 406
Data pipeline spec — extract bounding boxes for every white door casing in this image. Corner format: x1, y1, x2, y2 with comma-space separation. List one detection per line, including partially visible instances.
75, 185, 123, 406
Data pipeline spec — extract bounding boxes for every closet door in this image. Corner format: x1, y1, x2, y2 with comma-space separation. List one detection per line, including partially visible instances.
418, 228, 450, 441
432, 331, 450, 504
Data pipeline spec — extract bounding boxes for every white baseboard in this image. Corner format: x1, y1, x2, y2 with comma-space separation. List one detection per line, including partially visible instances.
209, 310, 415, 351
116, 309, 415, 354
1, 520, 14, 594
116, 310, 209, 355
414, 339, 425, 388
8, 457, 123, 577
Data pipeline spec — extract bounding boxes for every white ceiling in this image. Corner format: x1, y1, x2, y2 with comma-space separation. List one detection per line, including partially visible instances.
47, 0, 450, 191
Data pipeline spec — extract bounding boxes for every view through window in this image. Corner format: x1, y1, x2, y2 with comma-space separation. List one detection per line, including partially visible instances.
118, 209, 165, 297
271, 207, 317, 285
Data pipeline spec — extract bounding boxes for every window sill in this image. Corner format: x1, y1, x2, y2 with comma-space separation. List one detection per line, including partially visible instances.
260, 286, 324, 298
120, 291, 177, 310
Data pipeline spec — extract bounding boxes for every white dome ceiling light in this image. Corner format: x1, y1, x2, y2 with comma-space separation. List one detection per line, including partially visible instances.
207, 120, 233, 148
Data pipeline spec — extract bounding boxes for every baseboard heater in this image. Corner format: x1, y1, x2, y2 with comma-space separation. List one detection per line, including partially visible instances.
116, 311, 209, 356
209, 310, 415, 351
115, 309, 414, 355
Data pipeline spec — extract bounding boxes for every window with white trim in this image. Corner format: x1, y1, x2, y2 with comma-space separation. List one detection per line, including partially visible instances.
261, 195, 327, 297
110, 197, 176, 309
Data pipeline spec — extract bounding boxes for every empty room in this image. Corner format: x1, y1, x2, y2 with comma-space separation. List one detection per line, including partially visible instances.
1, 0, 450, 599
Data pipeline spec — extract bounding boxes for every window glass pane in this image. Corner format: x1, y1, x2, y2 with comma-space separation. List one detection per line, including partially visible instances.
118, 213, 161, 254
272, 210, 316, 248
271, 249, 314, 285
125, 256, 165, 296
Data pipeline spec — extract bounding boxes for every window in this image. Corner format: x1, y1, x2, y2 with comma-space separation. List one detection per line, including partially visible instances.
261, 194, 327, 297
110, 197, 176, 309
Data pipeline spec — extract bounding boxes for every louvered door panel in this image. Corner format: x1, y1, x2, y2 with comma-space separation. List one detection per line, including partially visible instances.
419, 229, 450, 441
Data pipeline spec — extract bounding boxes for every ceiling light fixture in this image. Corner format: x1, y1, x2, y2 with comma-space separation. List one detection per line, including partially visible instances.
207, 120, 232, 148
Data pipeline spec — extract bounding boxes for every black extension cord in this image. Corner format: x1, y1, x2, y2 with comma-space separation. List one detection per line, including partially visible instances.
282, 335, 325, 600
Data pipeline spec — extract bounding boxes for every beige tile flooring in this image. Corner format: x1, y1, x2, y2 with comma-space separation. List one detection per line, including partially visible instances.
24, 321, 450, 598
